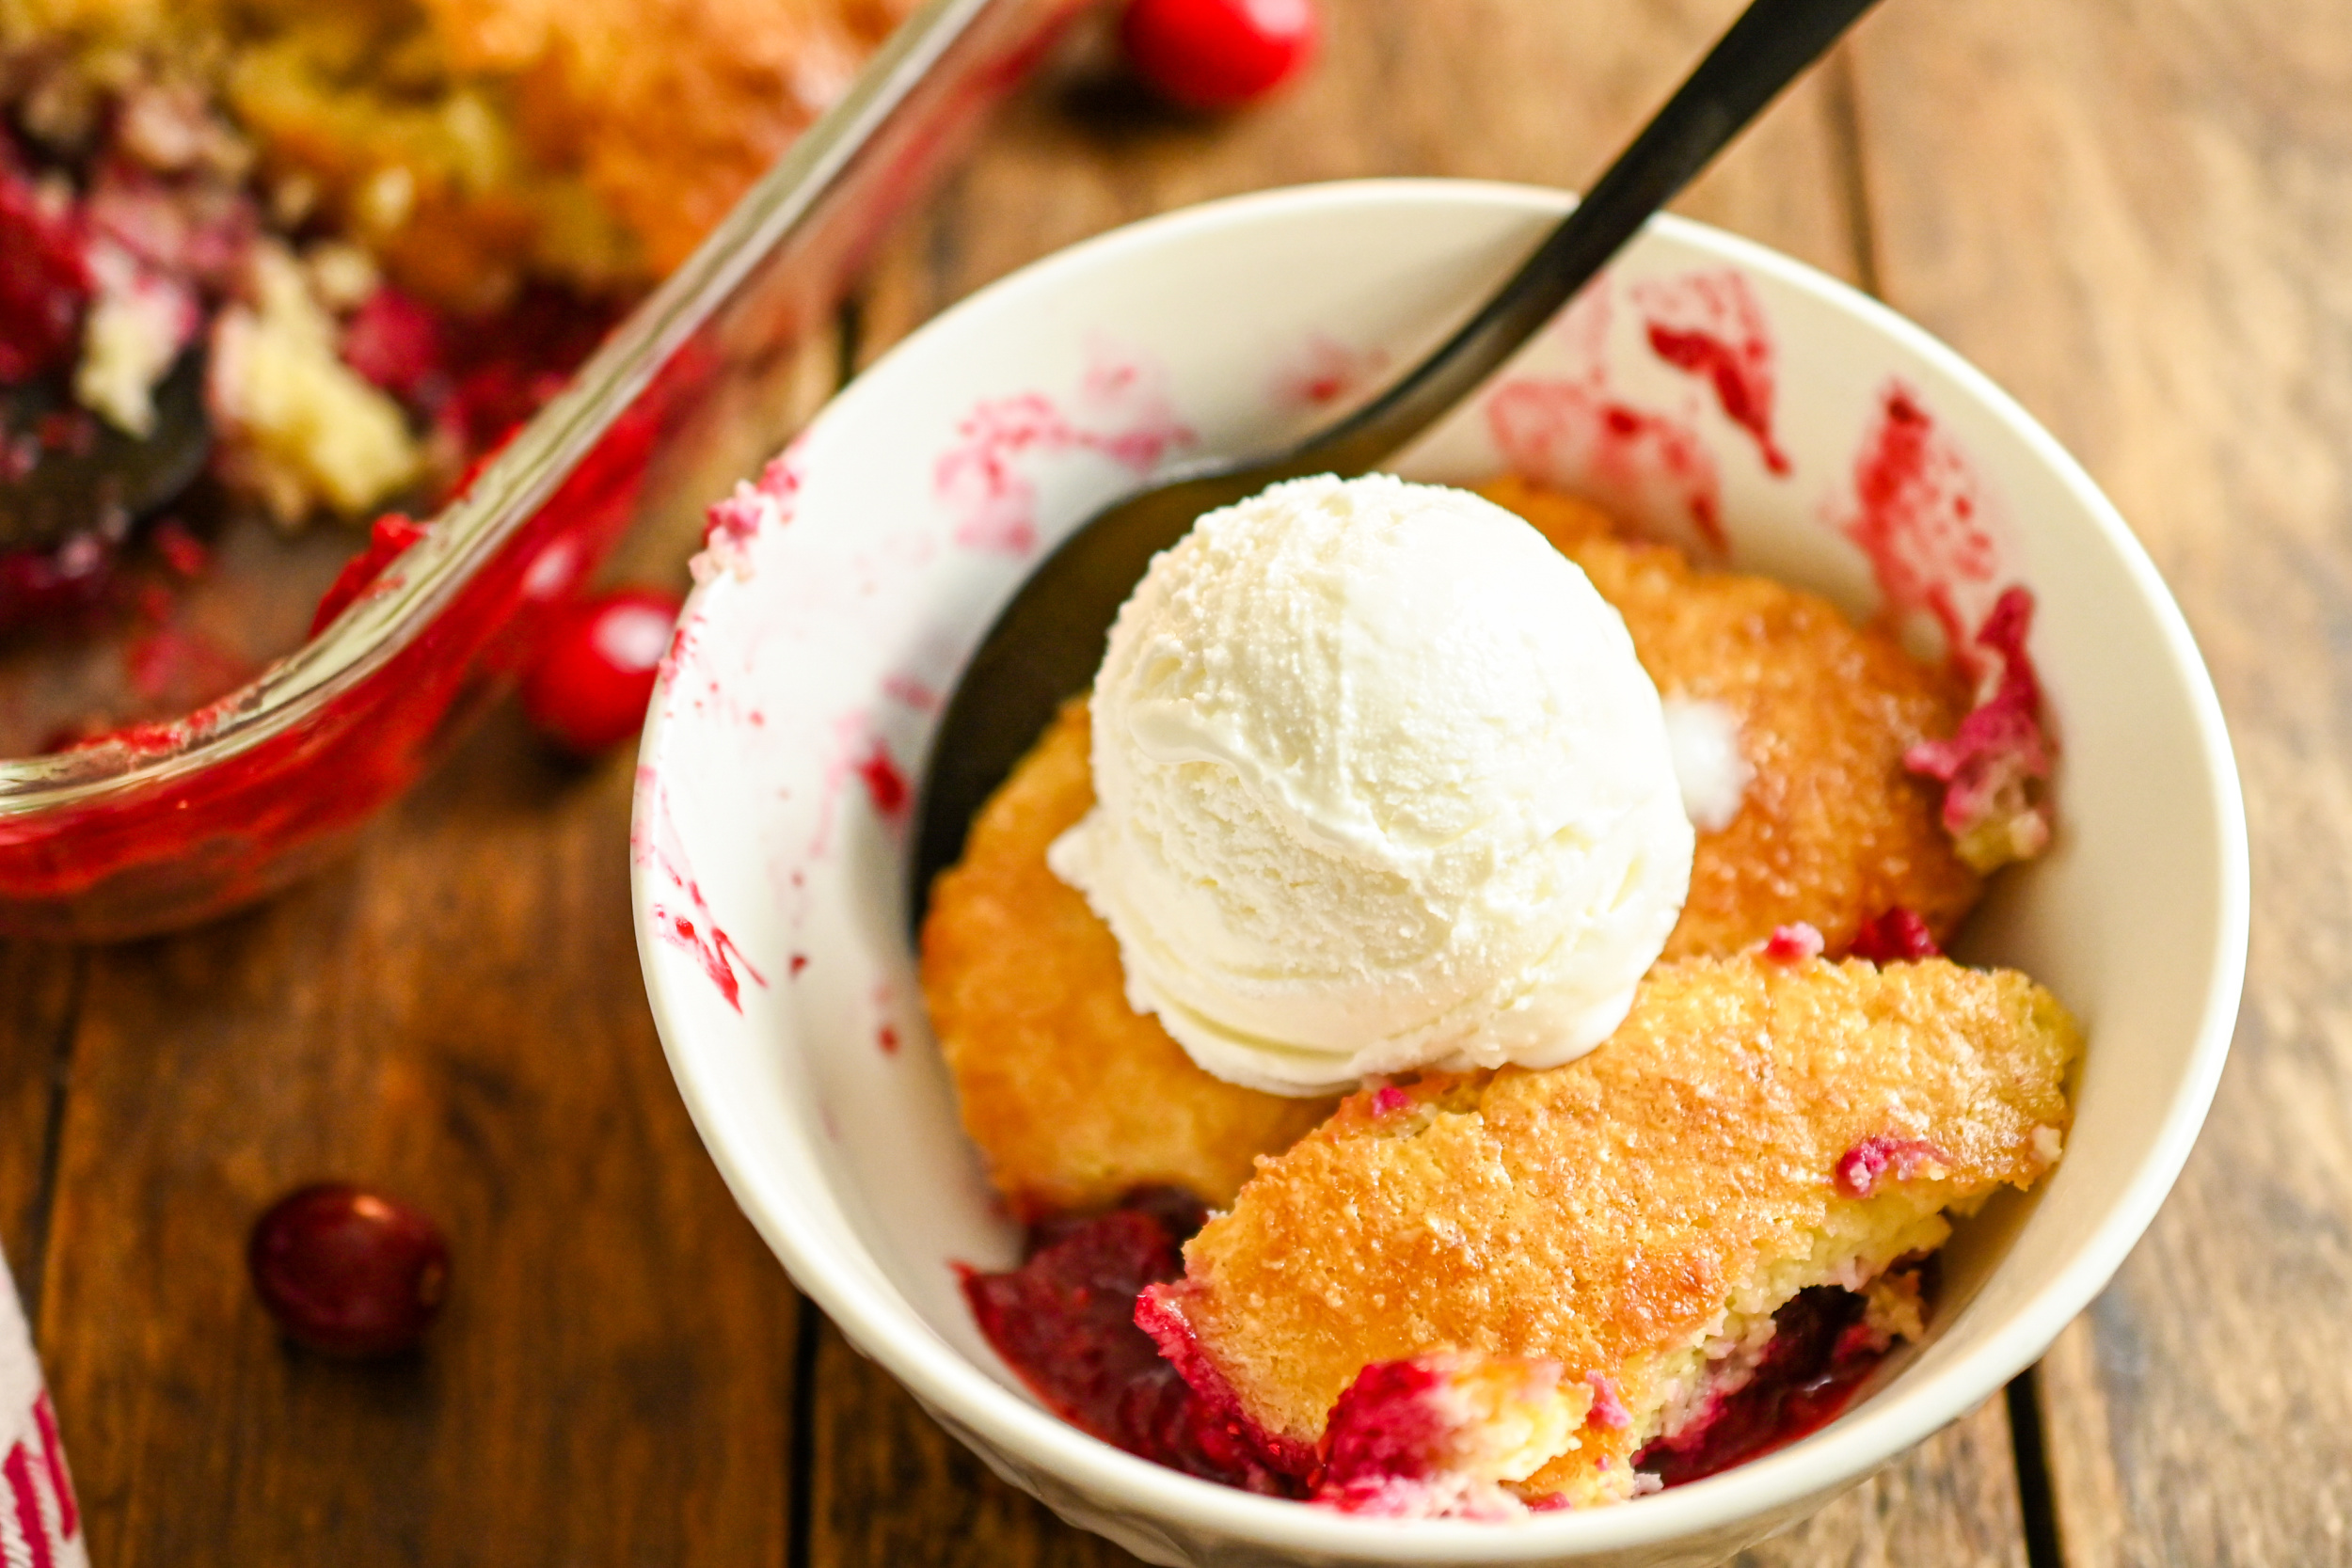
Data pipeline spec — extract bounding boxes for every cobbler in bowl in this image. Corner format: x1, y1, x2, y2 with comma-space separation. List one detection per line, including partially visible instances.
925, 475, 2075, 1516
634, 182, 2246, 1567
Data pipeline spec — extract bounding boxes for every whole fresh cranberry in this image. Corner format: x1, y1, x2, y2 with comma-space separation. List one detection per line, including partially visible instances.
248, 1184, 450, 1357
1120, 0, 1319, 112
520, 587, 682, 756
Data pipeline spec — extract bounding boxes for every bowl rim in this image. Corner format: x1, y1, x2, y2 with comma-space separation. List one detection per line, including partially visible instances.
635, 176, 2249, 1558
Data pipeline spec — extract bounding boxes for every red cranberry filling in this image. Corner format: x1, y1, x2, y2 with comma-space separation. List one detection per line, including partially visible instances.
967, 1192, 1926, 1506
1317, 1356, 1449, 1491
960, 1190, 1302, 1496
1634, 1262, 1930, 1488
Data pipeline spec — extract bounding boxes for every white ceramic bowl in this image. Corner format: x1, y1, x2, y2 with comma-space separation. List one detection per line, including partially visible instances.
631, 181, 2249, 1567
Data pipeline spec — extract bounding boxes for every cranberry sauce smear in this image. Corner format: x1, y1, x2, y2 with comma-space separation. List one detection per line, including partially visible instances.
1636, 1262, 1933, 1488
961, 1189, 1304, 1497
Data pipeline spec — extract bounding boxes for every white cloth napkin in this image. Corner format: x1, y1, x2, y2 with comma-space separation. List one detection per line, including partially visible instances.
0, 1250, 84, 1568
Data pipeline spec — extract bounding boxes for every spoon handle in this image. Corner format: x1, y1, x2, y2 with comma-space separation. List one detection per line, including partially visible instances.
1301, 0, 1884, 478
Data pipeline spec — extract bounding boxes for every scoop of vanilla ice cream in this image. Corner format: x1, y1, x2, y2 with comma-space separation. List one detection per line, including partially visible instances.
1045, 473, 1694, 1095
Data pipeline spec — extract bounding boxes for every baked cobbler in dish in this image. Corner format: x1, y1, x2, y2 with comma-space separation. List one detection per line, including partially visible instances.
919, 475, 2070, 1515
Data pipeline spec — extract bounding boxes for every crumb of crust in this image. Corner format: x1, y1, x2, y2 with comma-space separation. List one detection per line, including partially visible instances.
1148, 953, 2079, 1505
1862, 1265, 1929, 1345
919, 697, 1336, 1217
1479, 476, 1984, 960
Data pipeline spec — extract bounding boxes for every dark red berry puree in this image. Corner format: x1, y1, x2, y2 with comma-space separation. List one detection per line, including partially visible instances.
1635, 1262, 1931, 1487
964, 1192, 1921, 1507
959, 1190, 1302, 1496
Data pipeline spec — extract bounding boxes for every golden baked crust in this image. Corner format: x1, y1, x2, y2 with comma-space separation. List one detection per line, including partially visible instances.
919, 698, 1337, 1219
3, 0, 911, 305
1146, 954, 2079, 1505
421, 0, 914, 275
1478, 476, 1981, 958
921, 483, 1989, 1213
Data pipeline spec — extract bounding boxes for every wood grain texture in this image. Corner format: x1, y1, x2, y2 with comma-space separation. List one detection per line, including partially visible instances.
1851, 0, 2352, 1561
855, 0, 1867, 365
1732, 1402, 2026, 1568
818, 4, 2029, 1565
807, 1320, 1145, 1568
36, 718, 800, 1566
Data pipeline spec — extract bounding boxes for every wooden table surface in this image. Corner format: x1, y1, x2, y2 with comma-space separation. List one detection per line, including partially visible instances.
2, 0, 2338, 1561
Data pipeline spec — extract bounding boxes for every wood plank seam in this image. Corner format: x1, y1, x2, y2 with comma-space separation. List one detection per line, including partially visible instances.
17, 949, 80, 1347
1820, 45, 1885, 301
787, 1300, 825, 1568
2005, 1368, 2067, 1568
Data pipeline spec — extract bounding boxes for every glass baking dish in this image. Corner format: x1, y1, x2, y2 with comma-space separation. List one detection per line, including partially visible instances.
0, 0, 1087, 942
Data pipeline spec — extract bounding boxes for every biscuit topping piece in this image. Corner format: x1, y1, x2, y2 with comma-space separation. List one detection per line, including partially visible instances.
1138, 954, 2079, 1510
921, 483, 1997, 1217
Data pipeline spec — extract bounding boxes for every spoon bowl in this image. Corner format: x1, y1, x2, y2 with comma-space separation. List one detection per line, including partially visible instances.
0, 349, 210, 555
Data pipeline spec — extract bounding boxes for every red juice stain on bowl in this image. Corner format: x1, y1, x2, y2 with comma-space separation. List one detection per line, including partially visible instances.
651, 890, 763, 1012
1903, 585, 2055, 868
697, 444, 804, 584
852, 739, 908, 817
1487, 377, 1725, 554
310, 514, 430, 638
1842, 382, 2005, 667
932, 350, 1196, 556
1271, 333, 1389, 411
1635, 270, 1790, 475
881, 673, 942, 713
636, 784, 768, 1014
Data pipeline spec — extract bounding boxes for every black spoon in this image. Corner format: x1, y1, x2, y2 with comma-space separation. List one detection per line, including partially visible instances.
911, 0, 1883, 920
0, 348, 212, 554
